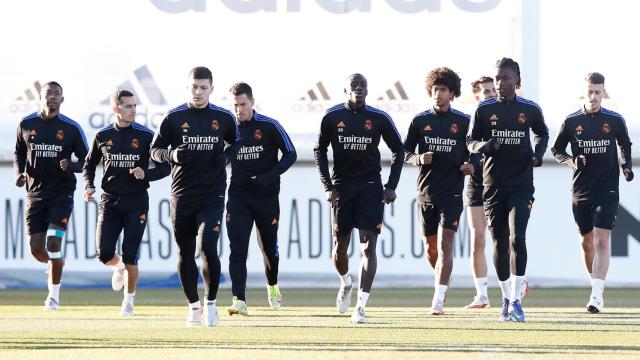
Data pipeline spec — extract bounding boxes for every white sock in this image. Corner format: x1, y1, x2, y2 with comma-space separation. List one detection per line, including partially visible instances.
189, 300, 201, 309
113, 258, 125, 271
48, 282, 61, 301
511, 275, 526, 302
206, 299, 216, 306
499, 278, 511, 301
124, 292, 135, 304
474, 277, 488, 298
436, 284, 448, 302
356, 291, 370, 309
339, 273, 352, 287
591, 278, 605, 298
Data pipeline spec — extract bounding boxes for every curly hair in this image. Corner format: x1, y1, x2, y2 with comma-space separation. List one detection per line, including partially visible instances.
426, 67, 461, 98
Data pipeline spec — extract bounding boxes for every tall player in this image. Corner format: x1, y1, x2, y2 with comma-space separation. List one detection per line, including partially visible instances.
467, 58, 549, 322
151, 67, 238, 327
14, 81, 88, 310
551, 72, 633, 313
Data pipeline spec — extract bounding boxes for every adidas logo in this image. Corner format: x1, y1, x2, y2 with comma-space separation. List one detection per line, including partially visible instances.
337, 121, 346, 128
271, 218, 278, 225
490, 114, 498, 121
375, 81, 416, 113
29, 130, 37, 136
299, 81, 330, 101
576, 125, 584, 131
424, 125, 432, 131
377, 81, 409, 101
293, 81, 331, 113
181, 122, 190, 129
16, 81, 42, 102
99, 65, 167, 106
10, 81, 42, 113
105, 139, 113, 146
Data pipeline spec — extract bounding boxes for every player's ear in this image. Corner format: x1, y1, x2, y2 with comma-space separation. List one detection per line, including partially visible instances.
60, 96, 64, 104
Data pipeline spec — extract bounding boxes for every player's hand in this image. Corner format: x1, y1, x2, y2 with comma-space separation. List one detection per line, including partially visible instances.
418, 151, 433, 165
482, 139, 501, 155
574, 155, 586, 170
531, 155, 542, 167
383, 187, 397, 204
84, 187, 96, 202
460, 162, 475, 176
325, 189, 339, 206
15, 173, 26, 187
59, 159, 70, 171
130, 167, 145, 180
623, 168, 634, 182
170, 143, 194, 164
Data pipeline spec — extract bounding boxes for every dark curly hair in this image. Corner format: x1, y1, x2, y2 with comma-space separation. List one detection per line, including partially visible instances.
426, 67, 461, 98
496, 57, 521, 88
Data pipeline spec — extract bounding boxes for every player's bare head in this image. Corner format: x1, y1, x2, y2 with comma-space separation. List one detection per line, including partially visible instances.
189, 66, 213, 84
495, 58, 520, 99
230, 82, 253, 101
584, 72, 605, 111
110, 89, 137, 123
40, 81, 64, 111
471, 76, 496, 102
230, 82, 255, 121
188, 67, 213, 108
344, 73, 368, 106
585, 72, 605, 85
110, 89, 135, 107
425, 67, 461, 98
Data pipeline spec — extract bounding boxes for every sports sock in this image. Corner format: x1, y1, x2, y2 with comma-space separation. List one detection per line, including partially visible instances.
511, 275, 526, 302
499, 278, 511, 301
339, 273, 352, 287
48, 281, 61, 302
474, 277, 488, 298
189, 300, 201, 309
356, 291, 369, 309
436, 284, 448, 303
591, 278, 605, 298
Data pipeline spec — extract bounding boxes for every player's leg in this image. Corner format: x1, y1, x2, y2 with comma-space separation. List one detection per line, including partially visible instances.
95, 196, 126, 292
226, 196, 252, 316
171, 200, 201, 326
431, 205, 461, 315
505, 191, 533, 322
350, 182, 384, 324
466, 204, 490, 308
588, 193, 617, 313
42, 194, 74, 310
332, 185, 356, 314
484, 187, 511, 321
253, 195, 282, 309
119, 194, 148, 316
196, 197, 225, 326
418, 202, 438, 269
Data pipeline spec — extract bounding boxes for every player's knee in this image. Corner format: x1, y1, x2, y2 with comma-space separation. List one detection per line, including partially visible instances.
360, 242, 376, 259
30, 247, 48, 263
122, 254, 138, 266
97, 250, 115, 265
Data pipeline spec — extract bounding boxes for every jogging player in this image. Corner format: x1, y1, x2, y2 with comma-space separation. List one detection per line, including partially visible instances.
404, 67, 476, 315
225, 82, 296, 316
467, 58, 549, 322
13, 81, 88, 310
314, 73, 404, 324
151, 67, 239, 327
83, 90, 170, 316
551, 72, 633, 314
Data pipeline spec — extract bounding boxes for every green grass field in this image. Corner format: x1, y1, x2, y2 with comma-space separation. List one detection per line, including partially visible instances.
1, 288, 640, 359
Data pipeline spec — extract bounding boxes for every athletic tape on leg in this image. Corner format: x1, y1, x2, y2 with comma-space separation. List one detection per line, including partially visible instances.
46, 228, 66, 259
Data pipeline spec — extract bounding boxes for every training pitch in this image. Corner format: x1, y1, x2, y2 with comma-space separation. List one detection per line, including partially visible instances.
1, 288, 639, 359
